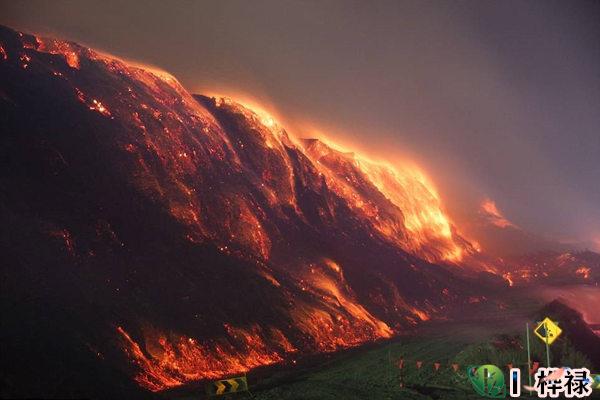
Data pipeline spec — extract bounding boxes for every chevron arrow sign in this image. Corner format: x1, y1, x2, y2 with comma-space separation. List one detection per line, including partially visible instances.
206, 376, 248, 396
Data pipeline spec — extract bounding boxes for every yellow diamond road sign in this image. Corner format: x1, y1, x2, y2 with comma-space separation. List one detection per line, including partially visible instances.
534, 317, 562, 345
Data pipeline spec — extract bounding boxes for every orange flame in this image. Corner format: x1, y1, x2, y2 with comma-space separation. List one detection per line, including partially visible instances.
20, 54, 31, 69
503, 272, 515, 287
89, 99, 111, 116
300, 261, 392, 339
117, 324, 288, 392
301, 137, 466, 262
480, 198, 517, 228
575, 266, 591, 279
34, 37, 80, 69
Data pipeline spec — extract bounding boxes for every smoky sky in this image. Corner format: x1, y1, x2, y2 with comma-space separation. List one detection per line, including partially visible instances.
2, 0, 599, 249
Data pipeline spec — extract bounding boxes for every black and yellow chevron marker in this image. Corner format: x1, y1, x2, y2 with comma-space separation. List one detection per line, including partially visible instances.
206, 376, 248, 396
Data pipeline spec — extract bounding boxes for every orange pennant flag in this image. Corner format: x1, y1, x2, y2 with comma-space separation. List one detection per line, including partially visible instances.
416, 361, 423, 369
452, 363, 459, 372
434, 362, 441, 371
530, 361, 539, 375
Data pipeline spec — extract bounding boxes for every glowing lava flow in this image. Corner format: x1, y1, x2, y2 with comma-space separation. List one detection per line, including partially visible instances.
117, 325, 289, 392
39, 39, 80, 69
20, 34, 80, 68
294, 259, 393, 348
116, 259, 394, 392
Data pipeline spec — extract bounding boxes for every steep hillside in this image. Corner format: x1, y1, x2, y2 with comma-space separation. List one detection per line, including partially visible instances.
1, 25, 481, 396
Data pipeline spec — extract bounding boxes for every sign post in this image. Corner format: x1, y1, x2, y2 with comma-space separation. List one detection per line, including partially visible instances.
526, 323, 532, 394
533, 317, 562, 368
544, 321, 551, 367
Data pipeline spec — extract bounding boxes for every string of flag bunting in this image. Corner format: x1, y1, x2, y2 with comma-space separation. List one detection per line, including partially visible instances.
395, 357, 541, 375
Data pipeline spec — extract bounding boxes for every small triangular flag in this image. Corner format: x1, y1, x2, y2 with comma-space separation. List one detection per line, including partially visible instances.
530, 361, 539, 375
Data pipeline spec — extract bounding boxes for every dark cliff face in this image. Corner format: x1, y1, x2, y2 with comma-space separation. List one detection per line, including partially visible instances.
1, 25, 476, 396
537, 301, 600, 369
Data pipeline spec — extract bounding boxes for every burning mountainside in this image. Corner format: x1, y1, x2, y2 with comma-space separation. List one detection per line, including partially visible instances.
498, 251, 600, 287
1, 25, 488, 395
193, 95, 474, 264
300, 138, 470, 262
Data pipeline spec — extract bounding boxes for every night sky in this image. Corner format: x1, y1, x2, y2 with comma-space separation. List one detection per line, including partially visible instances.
2, 0, 599, 251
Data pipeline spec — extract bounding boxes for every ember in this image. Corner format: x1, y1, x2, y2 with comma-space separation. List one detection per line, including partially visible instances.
20, 54, 30, 68
49, 229, 75, 254
89, 99, 111, 116
575, 266, 591, 279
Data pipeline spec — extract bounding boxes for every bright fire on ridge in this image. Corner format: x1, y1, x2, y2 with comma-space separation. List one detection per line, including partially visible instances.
20, 23, 466, 264
299, 134, 466, 262
206, 95, 468, 263
13, 30, 465, 265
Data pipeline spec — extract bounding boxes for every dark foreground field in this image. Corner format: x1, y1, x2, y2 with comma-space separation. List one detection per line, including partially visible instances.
164, 286, 600, 400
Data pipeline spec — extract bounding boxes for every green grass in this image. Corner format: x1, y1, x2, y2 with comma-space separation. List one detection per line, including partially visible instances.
249, 335, 480, 400
168, 290, 599, 399
249, 332, 596, 399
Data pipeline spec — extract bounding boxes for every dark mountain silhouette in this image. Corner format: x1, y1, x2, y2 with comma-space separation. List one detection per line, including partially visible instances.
0, 25, 497, 397
536, 301, 600, 369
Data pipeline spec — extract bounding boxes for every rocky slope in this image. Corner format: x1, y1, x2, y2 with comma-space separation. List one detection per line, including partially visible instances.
1, 25, 482, 396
